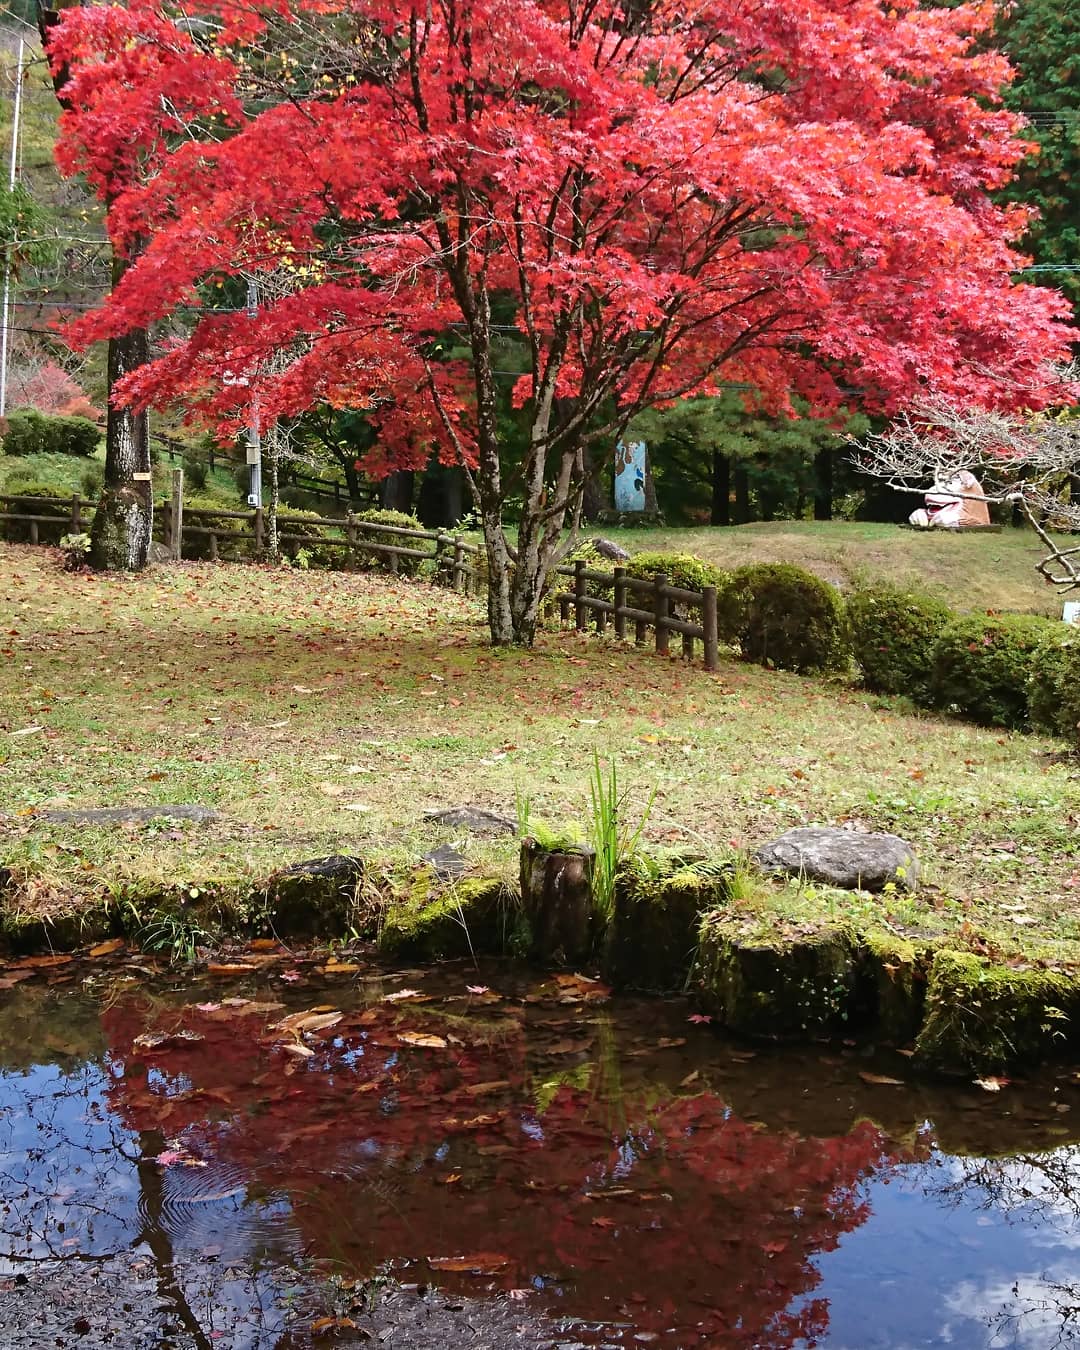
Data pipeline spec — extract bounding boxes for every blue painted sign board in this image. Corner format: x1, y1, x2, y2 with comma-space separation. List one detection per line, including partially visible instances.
614, 440, 647, 512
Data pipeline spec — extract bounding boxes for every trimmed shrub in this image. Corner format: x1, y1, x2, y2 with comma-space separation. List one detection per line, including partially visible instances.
0, 484, 72, 544
726, 562, 850, 674
276, 509, 344, 569
848, 582, 954, 703
623, 550, 728, 596
1029, 628, 1080, 747
352, 507, 426, 576
929, 612, 1059, 729
1, 409, 98, 458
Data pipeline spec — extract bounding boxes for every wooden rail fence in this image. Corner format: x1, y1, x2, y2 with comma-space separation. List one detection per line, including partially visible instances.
554, 559, 720, 671
0, 490, 479, 591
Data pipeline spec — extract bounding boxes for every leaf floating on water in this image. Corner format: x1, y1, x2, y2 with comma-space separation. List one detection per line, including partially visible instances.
591, 1216, 617, 1230
464, 1080, 511, 1097
383, 988, 424, 1003
133, 1030, 204, 1051
88, 938, 126, 957
429, 1252, 510, 1274
974, 1076, 1010, 1092
281, 1042, 315, 1059
858, 1072, 906, 1086
679, 1070, 700, 1088
466, 984, 491, 995
656, 1037, 687, 1049
206, 962, 255, 975
687, 1014, 712, 1025
11, 953, 73, 969
310, 1316, 362, 1336
397, 1032, 448, 1049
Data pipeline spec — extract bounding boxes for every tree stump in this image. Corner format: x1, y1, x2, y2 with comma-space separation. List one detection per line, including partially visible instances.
520, 838, 595, 964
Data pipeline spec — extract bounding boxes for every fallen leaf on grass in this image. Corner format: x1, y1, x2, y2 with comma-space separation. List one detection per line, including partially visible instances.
88, 938, 126, 957
10, 725, 43, 737
397, 1032, 448, 1049
859, 1072, 906, 1087
429, 1253, 509, 1274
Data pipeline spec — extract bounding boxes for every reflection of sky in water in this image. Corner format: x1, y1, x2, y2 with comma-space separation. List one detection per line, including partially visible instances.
6, 998, 1080, 1348
803, 1148, 1080, 1348
0, 1061, 300, 1347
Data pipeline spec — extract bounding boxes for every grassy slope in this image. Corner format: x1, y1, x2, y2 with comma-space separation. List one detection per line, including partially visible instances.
1, 543, 1078, 966
609, 520, 1067, 616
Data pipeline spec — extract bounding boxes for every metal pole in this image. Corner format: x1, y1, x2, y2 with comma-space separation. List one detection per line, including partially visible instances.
245, 278, 262, 506
0, 38, 27, 417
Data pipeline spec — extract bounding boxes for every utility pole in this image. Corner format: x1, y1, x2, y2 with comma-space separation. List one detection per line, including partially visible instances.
245, 278, 262, 505
0, 37, 27, 417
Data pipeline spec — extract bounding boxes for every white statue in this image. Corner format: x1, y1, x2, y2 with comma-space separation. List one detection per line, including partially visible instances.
909, 470, 990, 529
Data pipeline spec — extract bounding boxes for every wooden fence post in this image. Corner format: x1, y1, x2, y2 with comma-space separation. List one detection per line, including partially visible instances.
452, 538, 466, 591
171, 468, 184, 561
613, 566, 627, 640
574, 559, 588, 631
654, 572, 670, 656
702, 585, 719, 671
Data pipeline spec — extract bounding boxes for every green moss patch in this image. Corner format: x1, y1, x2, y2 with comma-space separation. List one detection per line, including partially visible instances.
914, 949, 1080, 1074
858, 931, 930, 1047
603, 857, 729, 991
378, 875, 521, 960
692, 913, 858, 1038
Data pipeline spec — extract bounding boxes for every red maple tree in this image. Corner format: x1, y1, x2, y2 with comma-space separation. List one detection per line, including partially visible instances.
47, 0, 1075, 641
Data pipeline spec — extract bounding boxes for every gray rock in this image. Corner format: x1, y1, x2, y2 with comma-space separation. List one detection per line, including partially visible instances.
148, 541, 173, 563
276, 855, 363, 884
424, 805, 516, 836
422, 844, 469, 879
591, 536, 631, 562
37, 804, 219, 825
753, 827, 919, 892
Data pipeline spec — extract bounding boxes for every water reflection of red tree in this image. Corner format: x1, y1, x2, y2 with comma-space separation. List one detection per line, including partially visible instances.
102, 997, 904, 1347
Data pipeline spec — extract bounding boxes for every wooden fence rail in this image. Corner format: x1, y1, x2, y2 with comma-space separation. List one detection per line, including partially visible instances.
0, 491, 479, 591
554, 560, 720, 671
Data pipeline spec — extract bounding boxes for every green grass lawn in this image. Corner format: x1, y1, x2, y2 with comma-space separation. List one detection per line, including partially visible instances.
607, 520, 1068, 616
1, 541, 1078, 966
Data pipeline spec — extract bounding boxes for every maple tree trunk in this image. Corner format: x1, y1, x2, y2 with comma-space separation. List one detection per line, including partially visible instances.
89, 273, 152, 572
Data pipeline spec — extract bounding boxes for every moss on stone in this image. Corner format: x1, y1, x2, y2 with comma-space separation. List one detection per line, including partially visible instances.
859, 931, 929, 1046
914, 949, 1079, 1073
603, 856, 729, 992
378, 876, 519, 960
0, 904, 114, 955
692, 913, 858, 1037
262, 856, 367, 938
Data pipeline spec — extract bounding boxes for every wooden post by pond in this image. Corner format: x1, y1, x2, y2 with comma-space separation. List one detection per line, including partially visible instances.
654, 572, 670, 656
702, 585, 719, 671
574, 559, 588, 631
170, 468, 184, 561
520, 838, 596, 964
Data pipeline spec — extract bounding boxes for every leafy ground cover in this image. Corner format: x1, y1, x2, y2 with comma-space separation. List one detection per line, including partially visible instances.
610, 520, 1068, 615
1, 542, 1078, 968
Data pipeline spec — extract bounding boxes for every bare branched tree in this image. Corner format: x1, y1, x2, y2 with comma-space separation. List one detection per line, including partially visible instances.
851, 379, 1080, 591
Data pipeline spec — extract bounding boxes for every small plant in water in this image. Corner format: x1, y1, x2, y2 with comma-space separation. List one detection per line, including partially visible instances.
588, 751, 655, 920
137, 910, 213, 963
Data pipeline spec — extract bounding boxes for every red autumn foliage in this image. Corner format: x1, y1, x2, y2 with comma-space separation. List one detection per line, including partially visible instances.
44, 0, 1076, 641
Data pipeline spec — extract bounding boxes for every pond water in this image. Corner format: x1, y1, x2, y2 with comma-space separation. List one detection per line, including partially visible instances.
2, 951, 1080, 1349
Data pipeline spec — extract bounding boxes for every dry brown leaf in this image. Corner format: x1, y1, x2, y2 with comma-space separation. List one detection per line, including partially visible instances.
88, 938, 126, 957
206, 962, 255, 975
10, 954, 73, 969
429, 1252, 509, 1274
397, 1032, 448, 1049
858, 1072, 906, 1086
464, 1080, 511, 1096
